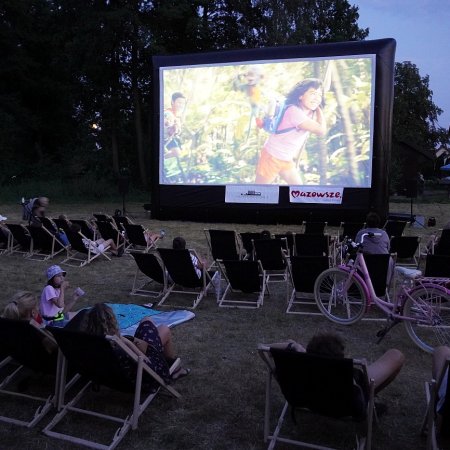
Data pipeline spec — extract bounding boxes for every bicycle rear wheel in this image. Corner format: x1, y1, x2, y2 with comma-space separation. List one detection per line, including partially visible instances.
403, 285, 450, 353
314, 268, 368, 324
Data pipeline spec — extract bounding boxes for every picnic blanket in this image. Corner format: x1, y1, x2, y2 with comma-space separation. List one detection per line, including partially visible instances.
106, 303, 195, 335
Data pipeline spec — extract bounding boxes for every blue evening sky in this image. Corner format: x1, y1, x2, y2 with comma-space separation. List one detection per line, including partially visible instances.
355, 0, 450, 130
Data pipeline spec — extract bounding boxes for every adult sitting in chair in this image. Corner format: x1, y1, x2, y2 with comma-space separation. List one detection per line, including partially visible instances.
173, 236, 205, 278
84, 303, 190, 381
270, 332, 404, 398
355, 212, 390, 255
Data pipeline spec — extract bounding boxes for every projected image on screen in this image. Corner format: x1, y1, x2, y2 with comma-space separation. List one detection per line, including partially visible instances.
160, 55, 374, 187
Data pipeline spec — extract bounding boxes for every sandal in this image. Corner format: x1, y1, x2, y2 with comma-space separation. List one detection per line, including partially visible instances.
171, 367, 191, 380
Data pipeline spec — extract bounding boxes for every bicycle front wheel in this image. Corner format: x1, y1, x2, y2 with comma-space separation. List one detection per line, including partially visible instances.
403, 285, 450, 353
314, 268, 368, 324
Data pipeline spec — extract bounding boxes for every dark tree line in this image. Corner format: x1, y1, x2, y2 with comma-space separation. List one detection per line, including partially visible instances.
0, 0, 447, 192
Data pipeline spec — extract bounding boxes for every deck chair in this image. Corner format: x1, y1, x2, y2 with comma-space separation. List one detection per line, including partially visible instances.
113, 214, 133, 228
253, 237, 289, 285
157, 248, 214, 309
274, 233, 295, 256
383, 220, 407, 238
294, 233, 330, 257
239, 232, 264, 260
52, 217, 71, 234
390, 236, 421, 267
422, 357, 450, 450
123, 223, 158, 253
204, 229, 241, 267
70, 219, 96, 240
130, 251, 169, 298
338, 222, 366, 242
5, 223, 33, 256
93, 213, 113, 222
302, 220, 328, 235
0, 318, 78, 428
433, 229, 450, 256
43, 327, 180, 450
61, 229, 111, 267
27, 225, 68, 261
258, 346, 375, 450
363, 253, 392, 298
424, 254, 450, 277
216, 259, 267, 308
96, 220, 125, 251
0, 227, 11, 255
286, 255, 330, 315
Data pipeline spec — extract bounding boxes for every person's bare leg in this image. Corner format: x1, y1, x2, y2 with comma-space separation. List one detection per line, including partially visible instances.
157, 325, 177, 360
432, 346, 450, 380
280, 167, 302, 185
367, 348, 405, 394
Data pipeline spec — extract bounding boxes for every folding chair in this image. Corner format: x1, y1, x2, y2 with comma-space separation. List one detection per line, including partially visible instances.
286, 255, 330, 315
258, 346, 375, 450
274, 233, 295, 257
96, 220, 125, 252
71, 219, 96, 240
112, 215, 133, 228
0, 227, 11, 255
5, 223, 33, 256
93, 213, 113, 222
52, 217, 71, 234
204, 229, 241, 267
61, 229, 111, 267
239, 232, 264, 260
157, 248, 214, 309
0, 318, 78, 428
130, 251, 169, 298
43, 327, 180, 450
390, 236, 421, 267
302, 220, 328, 235
27, 225, 68, 261
123, 223, 159, 253
253, 238, 289, 285
433, 229, 450, 256
338, 221, 366, 242
383, 220, 407, 238
294, 233, 330, 257
424, 254, 450, 277
422, 357, 450, 450
216, 259, 267, 308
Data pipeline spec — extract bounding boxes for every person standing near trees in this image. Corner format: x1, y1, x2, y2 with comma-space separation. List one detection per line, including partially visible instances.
255, 78, 327, 185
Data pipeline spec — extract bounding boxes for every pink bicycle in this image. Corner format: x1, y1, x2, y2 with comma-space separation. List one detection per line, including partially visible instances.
314, 235, 450, 353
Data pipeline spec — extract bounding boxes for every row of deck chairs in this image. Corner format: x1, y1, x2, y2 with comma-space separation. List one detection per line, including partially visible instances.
0, 317, 180, 449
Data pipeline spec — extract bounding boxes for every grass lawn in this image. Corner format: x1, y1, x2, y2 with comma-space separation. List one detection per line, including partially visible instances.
0, 197, 448, 449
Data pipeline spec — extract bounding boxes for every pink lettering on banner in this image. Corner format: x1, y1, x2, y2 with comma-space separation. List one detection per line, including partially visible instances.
289, 187, 343, 204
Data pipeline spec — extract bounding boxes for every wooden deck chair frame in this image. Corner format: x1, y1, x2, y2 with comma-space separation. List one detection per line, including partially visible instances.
204, 229, 242, 269
286, 255, 330, 315
43, 327, 180, 450
239, 232, 264, 260
130, 251, 169, 298
123, 223, 158, 253
253, 237, 289, 285
27, 225, 68, 261
301, 220, 328, 235
0, 318, 79, 428
422, 357, 450, 450
62, 230, 111, 267
157, 248, 213, 309
216, 259, 267, 308
0, 227, 12, 255
390, 236, 421, 267
5, 223, 33, 257
70, 219, 96, 240
258, 345, 375, 450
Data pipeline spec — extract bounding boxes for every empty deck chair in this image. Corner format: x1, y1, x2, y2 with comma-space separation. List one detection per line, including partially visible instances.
253, 237, 289, 284
383, 220, 407, 238
0, 227, 11, 255
157, 248, 213, 309
130, 251, 169, 298
433, 229, 450, 256
294, 233, 330, 257
43, 327, 180, 450
216, 259, 267, 308
424, 254, 450, 277
204, 229, 241, 267
123, 223, 159, 253
258, 345, 375, 450
5, 223, 33, 256
338, 221, 366, 242
390, 236, 421, 267
286, 255, 330, 315
0, 318, 77, 428
27, 225, 68, 261
274, 233, 295, 257
302, 220, 328, 235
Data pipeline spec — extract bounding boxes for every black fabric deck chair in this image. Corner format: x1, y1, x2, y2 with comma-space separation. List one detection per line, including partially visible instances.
286, 255, 330, 315
204, 229, 241, 267
27, 225, 68, 261
123, 223, 158, 253
363, 253, 392, 299
0, 227, 11, 255
216, 259, 267, 308
113, 214, 133, 228
274, 233, 295, 256
96, 220, 125, 251
253, 237, 289, 284
424, 254, 450, 277
130, 251, 169, 298
43, 327, 180, 450
70, 219, 96, 240
93, 213, 113, 222
239, 232, 265, 260
423, 357, 450, 450
157, 248, 213, 309
434, 229, 450, 256
302, 220, 328, 235
294, 233, 330, 257
383, 220, 407, 238
5, 223, 33, 256
338, 221, 366, 242
61, 229, 111, 267
52, 217, 71, 234
0, 318, 78, 428
390, 236, 421, 267
258, 346, 375, 450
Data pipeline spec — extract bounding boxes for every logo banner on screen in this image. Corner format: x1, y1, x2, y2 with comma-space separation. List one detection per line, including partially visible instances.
225, 185, 279, 204
289, 186, 343, 204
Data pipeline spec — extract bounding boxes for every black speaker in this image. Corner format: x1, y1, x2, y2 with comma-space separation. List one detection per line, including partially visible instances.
405, 179, 418, 198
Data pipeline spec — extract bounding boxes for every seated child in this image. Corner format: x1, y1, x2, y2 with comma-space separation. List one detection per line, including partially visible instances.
69, 223, 123, 256
172, 236, 205, 278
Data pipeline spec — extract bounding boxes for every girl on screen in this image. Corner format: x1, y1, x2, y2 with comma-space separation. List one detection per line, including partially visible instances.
255, 78, 326, 185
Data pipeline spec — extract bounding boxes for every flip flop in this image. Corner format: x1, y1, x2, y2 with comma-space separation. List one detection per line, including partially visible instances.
171, 367, 191, 380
